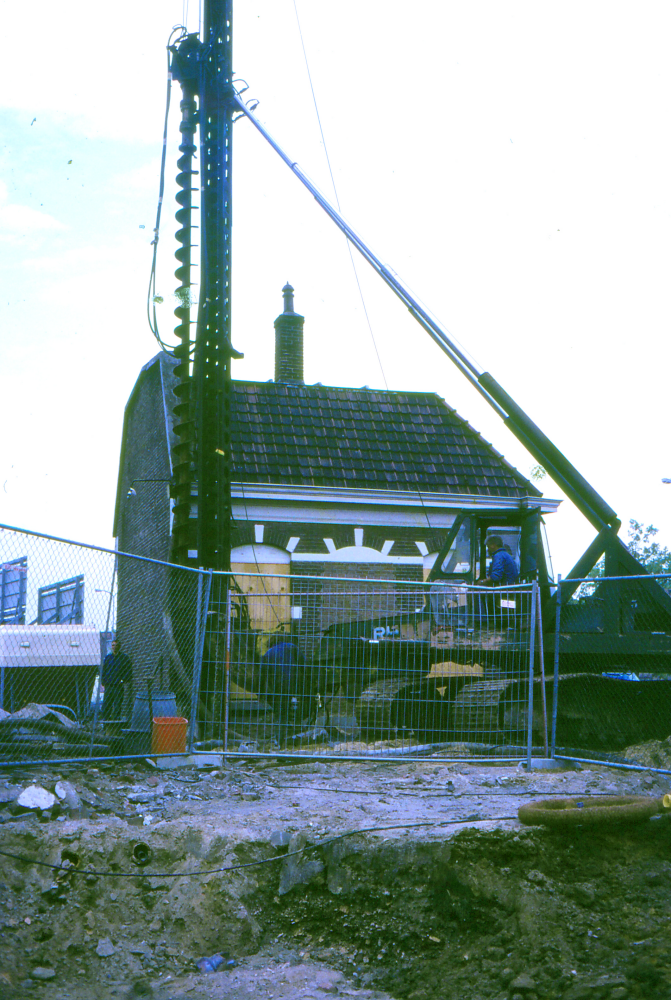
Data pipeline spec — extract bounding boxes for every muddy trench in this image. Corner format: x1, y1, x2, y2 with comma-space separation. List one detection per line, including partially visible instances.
1, 762, 671, 1000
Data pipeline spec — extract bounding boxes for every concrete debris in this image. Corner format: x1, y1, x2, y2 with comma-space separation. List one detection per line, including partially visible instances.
16, 784, 56, 810
270, 829, 291, 848
96, 936, 116, 957
509, 971, 536, 991
0, 783, 22, 804
129, 942, 153, 958
54, 779, 83, 813
278, 831, 325, 895
31, 966, 56, 980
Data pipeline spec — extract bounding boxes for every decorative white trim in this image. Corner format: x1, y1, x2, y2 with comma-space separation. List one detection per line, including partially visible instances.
291, 548, 423, 565
231, 544, 290, 564
415, 541, 429, 556
286, 536, 300, 553
324, 538, 337, 554
381, 540, 394, 556
354, 528, 364, 547
254, 524, 264, 544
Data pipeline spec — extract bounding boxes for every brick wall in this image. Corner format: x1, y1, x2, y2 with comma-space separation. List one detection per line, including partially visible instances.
116, 355, 196, 713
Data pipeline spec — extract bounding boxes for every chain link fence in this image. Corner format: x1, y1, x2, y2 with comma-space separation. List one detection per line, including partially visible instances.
5, 522, 671, 771
0, 525, 202, 765
553, 572, 671, 773
0, 525, 544, 765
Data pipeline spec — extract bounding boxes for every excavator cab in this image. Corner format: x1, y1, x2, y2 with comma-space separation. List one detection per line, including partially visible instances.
426, 509, 553, 632
427, 509, 552, 587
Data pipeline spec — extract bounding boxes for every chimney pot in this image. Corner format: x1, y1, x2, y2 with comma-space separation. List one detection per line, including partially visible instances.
282, 282, 295, 314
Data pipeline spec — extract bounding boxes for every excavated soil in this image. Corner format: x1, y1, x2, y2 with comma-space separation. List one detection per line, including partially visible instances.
1, 756, 671, 1000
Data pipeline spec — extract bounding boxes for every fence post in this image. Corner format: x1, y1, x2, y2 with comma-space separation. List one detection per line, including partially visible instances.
551, 574, 561, 758
224, 586, 232, 754
526, 580, 538, 768
188, 569, 212, 752
535, 582, 548, 755
88, 557, 117, 761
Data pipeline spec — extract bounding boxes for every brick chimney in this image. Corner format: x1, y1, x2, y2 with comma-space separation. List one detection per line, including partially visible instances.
274, 283, 304, 383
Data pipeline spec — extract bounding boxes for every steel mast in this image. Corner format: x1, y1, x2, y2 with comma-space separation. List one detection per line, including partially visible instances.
170, 0, 241, 573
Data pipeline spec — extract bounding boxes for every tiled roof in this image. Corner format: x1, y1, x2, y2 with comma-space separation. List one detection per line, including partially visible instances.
230, 381, 539, 498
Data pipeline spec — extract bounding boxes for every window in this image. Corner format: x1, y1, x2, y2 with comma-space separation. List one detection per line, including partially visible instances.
0, 557, 27, 624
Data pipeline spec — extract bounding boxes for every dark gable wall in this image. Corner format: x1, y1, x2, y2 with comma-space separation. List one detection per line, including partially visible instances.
116, 355, 194, 713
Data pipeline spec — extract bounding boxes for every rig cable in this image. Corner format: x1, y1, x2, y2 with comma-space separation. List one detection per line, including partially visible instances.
147, 25, 189, 353
231, 90, 501, 416
291, 0, 388, 390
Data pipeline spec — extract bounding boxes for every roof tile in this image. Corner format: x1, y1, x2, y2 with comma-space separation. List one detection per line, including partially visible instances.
228, 381, 539, 499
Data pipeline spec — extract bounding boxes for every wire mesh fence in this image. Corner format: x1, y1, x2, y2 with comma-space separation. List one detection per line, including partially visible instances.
198, 573, 537, 760
0, 524, 541, 765
551, 573, 671, 770
5, 521, 671, 770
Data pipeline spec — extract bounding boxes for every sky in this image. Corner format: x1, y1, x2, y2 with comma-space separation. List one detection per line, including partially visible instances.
1, 0, 671, 578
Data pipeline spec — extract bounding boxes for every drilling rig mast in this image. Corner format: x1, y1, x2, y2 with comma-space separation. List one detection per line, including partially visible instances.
169, 0, 241, 574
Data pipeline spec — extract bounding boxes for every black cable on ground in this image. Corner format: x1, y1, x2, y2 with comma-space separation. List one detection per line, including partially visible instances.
262, 782, 652, 798
0, 815, 518, 881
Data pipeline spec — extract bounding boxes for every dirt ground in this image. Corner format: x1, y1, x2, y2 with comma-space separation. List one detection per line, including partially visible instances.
1, 753, 671, 1000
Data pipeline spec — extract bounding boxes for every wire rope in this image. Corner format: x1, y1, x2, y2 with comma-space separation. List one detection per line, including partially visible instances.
290, 5, 444, 559
146, 25, 188, 354
292, 1, 388, 391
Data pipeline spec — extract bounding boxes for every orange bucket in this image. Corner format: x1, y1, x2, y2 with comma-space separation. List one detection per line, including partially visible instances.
151, 716, 188, 755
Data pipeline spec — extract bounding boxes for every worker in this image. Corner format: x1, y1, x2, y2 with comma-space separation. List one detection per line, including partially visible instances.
258, 638, 309, 734
101, 638, 133, 720
480, 535, 518, 586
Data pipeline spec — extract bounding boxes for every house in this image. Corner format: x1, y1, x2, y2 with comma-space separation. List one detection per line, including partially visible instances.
113, 286, 558, 698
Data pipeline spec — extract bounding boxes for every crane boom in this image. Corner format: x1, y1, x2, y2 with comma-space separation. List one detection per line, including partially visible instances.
232, 91, 619, 538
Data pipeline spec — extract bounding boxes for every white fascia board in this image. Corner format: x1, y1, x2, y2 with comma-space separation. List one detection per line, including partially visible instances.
231, 483, 560, 527
232, 501, 455, 529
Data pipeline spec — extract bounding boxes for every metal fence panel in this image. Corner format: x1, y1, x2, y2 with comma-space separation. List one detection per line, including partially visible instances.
0, 525, 541, 765
196, 572, 537, 760
553, 572, 671, 773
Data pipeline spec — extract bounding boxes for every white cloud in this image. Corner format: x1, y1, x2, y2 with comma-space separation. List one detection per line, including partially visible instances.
0, 179, 66, 239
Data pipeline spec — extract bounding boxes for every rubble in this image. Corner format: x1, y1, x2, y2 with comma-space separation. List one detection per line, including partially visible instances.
0, 702, 119, 761
32, 966, 56, 980
17, 784, 57, 810
55, 779, 83, 814
624, 735, 671, 769
96, 937, 117, 958
0, 756, 669, 998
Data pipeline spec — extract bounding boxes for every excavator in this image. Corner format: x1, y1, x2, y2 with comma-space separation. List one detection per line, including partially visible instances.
163, 5, 671, 751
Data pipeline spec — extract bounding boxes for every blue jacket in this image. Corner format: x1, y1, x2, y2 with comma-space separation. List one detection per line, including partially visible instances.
102, 651, 132, 688
490, 549, 518, 584
261, 642, 303, 679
